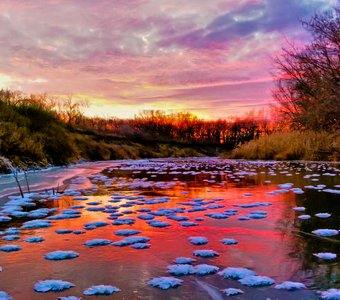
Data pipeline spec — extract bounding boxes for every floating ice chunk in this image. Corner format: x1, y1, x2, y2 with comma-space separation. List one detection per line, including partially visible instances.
314, 252, 337, 260
188, 236, 208, 245
0, 291, 12, 300
312, 229, 338, 237
222, 288, 244, 296
298, 215, 311, 220
73, 196, 88, 201
315, 213, 331, 218
180, 221, 198, 227
115, 229, 141, 236
218, 267, 256, 279
73, 230, 85, 235
239, 275, 275, 286
193, 264, 219, 275
148, 277, 183, 289
293, 207, 306, 212
57, 296, 81, 300
131, 243, 151, 249
167, 264, 194, 276
275, 281, 306, 290
234, 202, 271, 208
147, 220, 171, 228
34, 280, 75, 292
83, 285, 120, 295
174, 257, 196, 264
112, 218, 135, 225
84, 221, 109, 229
44, 250, 79, 260
112, 236, 150, 246
193, 250, 219, 258
55, 229, 73, 234
238, 216, 250, 221
2, 235, 19, 241
221, 238, 238, 245
24, 236, 45, 243
167, 215, 189, 221
205, 213, 229, 219
319, 289, 340, 299
0, 245, 21, 252
0, 216, 12, 222
137, 214, 154, 220
22, 220, 51, 229
84, 239, 112, 247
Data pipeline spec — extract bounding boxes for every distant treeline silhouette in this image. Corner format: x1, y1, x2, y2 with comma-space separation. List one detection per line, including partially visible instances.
0, 89, 275, 172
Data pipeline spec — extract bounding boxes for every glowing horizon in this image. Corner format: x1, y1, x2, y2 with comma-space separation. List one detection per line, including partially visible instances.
0, 0, 336, 119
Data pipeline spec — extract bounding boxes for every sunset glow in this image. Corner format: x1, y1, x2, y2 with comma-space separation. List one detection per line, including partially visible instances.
0, 0, 336, 118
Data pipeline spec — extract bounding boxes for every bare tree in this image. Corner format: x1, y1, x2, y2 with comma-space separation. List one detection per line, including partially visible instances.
273, 8, 340, 130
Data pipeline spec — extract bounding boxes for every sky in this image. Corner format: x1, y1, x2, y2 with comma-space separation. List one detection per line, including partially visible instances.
0, 0, 337, 119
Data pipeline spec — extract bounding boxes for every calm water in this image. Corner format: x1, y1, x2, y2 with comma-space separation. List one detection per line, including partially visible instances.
0, 158, 339, 299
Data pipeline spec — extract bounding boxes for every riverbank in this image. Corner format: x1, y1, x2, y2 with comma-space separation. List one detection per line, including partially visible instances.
229, 131, 340, 161
0, 160, 121, 205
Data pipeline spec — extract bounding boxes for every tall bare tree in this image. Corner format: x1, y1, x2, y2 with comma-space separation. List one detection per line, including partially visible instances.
273, 8, 340, 130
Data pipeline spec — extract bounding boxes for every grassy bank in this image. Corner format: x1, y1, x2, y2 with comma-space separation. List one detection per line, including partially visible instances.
230, 131, 340, 161
0, 92, 218, 174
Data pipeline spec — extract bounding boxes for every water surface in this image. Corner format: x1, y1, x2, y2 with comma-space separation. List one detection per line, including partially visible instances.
0, 158, 339, 299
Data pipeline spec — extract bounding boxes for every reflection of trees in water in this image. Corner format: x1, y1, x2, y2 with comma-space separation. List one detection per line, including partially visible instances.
290, 191, 340, 289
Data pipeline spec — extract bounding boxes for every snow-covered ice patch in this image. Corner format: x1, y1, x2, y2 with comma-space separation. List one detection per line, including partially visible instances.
34, 280, 75, 292
218, 267, 256, 279
148, 277, 183, 289
221, 238, 238, 245
319, 289, 340, 299
174, 257, 196, 264
193, 264, 219, 275
84, 239, 112, 247
312, 229, 338, 237
222, 288, 244, 296
193, 250, 219, 258
24, 236, 45, 243
239, 275, 275, 286
0, 291, 12, 300
167, 264, 194, 276
275, 281, 306, 290
314, 252, 337, 260
22, 220, 51, 229
188, 236, 208, 245
83, 285, 120, 295
0, 245, 21, 252
44, 250, 79, 260
115, 229, 141, 236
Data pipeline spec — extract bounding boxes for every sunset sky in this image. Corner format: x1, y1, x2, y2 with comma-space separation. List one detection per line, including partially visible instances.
0, 0, 336, 119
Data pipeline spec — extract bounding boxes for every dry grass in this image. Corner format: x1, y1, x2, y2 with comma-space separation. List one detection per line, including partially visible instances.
231, 131, 340, 161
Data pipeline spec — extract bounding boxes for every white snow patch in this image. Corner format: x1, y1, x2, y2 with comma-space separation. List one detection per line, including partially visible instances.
34, 280, 75, 292
44, 250, 79, 260
239, 275, 275, 286
275, 281, 306, 290
218, 267, 256, 279
148, 277, 183, 289
83, 285, 120, 295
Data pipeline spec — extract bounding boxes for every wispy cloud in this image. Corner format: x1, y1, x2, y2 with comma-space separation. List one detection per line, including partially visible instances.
0, 0, 336, 118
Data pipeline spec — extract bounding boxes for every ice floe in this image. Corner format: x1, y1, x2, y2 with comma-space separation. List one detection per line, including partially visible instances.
148, 277, 183, 289
193, 250, 219, 258
0, 245, 21, 252
188, 236, 208, 245
275, 281, 306, 290
218, 267, 256, 279
312, 229, 339, 237
238, 275, 275, 286
313, 252, 337, 260
174, 257, 196, 264
319, 289, 340, 299
0, 291, 12, 300
34, 280, 75, 292
83, 285, 120, 295
44, 250, 79, 260
24, 236, 45, 243
221, 238, 238, 245
222, 288, 244, 296
84, 239, 112, 247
